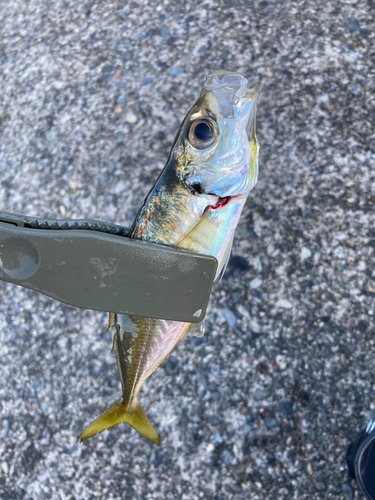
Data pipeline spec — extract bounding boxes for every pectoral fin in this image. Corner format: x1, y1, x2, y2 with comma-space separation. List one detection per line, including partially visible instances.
78, 399, 159, 445
187, 319, 206, 338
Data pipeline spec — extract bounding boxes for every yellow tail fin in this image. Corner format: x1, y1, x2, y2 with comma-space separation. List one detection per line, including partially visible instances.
78, 400, 159, 445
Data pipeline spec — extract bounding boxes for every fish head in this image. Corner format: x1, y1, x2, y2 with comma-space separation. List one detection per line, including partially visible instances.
174, 70, 259, 201
130, 71, 259, 246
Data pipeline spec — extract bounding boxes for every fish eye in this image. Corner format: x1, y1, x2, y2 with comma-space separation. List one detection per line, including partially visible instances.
188, 119, 217, 149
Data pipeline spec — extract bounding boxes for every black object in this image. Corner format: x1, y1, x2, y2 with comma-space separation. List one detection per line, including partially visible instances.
347, 419, 375, 500
0, 210, 217, 323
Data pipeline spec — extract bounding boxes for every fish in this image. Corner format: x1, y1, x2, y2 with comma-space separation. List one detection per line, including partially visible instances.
78, 70, 260, 445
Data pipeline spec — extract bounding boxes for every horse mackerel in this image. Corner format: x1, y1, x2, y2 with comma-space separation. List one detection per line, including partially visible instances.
79, 70, 260, 444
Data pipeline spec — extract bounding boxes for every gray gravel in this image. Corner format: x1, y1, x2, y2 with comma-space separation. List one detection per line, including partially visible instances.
0, 0, 374, 499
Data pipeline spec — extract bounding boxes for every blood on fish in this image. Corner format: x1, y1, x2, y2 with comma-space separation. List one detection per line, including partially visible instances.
210, 196, 232, 210
210, 193, 241, 210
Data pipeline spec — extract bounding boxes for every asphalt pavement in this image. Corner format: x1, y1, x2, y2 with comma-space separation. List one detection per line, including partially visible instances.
0, 0, 374, 499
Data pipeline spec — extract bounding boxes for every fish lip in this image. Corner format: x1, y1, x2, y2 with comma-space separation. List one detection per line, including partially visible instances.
204, 71, 258, 100
203, 71, 259, 127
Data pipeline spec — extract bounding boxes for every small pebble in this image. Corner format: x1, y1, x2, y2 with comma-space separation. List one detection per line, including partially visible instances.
169, 65, 184, 76
280, 401, 293, 416
3, 419, 9, 438
253, 388, 271, 401
346, 20, 359, 32
160, 25, 170, 38
203, 353, 213, 363
337, 233, 348, 241
196, 373, 207, 387
69, 444, 79, 455
335, 307, 346, 320
250, 277, 263, 289
276, 354, 287, 370
62, 195, 70, 208
341, 483, 353, 500
220, 308, 237, 326
334, 247, 345, 259
114, 131, 125, 140
1, 462, 8, 474
344, 51, 358, 60
312, 474, 327, 491
140, 77, 154, 86
214, 432, 223, 443
265, 417, 277, 428
47, 127, 58, 140
113, 181, 126, 195
125, 113, 137, 123
219, 450, 234, 466
300, 247, 312, 260
206, 443, 214, 453
102, 65, 112, 74
206, 415, 220, 426
275, 298, 292, 309
53, 81, 65, 89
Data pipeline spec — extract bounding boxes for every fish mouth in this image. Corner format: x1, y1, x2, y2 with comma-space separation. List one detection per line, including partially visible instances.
204, 71, 250, 111
203, 70, 259, 134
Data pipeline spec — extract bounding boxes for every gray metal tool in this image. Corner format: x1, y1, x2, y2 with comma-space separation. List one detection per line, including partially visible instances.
0, 210, 217, 323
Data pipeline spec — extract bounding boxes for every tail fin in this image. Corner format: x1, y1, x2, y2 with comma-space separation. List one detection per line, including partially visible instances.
78, 400, 159, 445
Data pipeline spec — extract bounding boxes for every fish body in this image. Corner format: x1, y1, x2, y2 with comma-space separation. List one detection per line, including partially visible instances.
79, 71, 259, 444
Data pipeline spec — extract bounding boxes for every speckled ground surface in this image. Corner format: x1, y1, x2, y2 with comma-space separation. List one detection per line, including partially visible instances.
0, 0, 374, 499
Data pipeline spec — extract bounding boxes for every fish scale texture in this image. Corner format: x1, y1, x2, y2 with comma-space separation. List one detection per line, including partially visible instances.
0, 0, 374, 499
